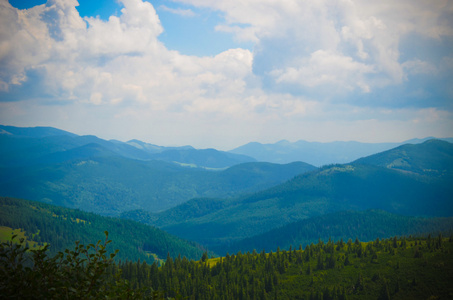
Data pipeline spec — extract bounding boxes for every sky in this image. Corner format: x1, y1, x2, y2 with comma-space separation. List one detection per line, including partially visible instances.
0, 0, 452, 150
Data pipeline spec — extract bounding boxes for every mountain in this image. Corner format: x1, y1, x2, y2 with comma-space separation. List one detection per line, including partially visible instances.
0, 158, 315, 215
147, 140, 453, 248
353, 139, 453, 176
0, 126, 316, 215
0, 125, 255, 168
126, 139, 194, 153
0, 197, 208, 262
221, 209, 453, 255
0, 125, 76, 138
229, 138, 453, 166
0, 131, 153, 167
126, 140, 256, 168
150, 148, 255, 169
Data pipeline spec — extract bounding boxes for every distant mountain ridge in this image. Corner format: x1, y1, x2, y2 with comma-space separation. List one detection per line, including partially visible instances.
3, 125, 451, 167
0, 125, 316, 215
0, 125, 255, 168
229, 137, 453, 166
353, 139, 453, 176
0, 125, 76, 138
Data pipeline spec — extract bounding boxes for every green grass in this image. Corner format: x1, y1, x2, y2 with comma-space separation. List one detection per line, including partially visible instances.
0, 226, 46, 250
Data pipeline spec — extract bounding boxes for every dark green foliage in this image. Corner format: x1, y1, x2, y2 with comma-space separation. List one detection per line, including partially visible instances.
0, 232, 144, 299
3, 230, 451, 299
118, 235, 453, 299
0, 197, 207, 262
157, 160, 453, 248
222, 210, 453, 254
121, 197, 229, 227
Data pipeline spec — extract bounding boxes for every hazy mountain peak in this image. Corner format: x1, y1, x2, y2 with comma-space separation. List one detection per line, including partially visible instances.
230, 137, 453, 166
353, 139, 453, 176
275, 139, 291, 145
0, 129, 12, 135
0, 125, 77, 138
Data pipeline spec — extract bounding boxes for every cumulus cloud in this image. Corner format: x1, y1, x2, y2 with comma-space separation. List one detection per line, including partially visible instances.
175, 0, 453, 98
0, 0, 452, 148
0, 0, 256, 112
158, 5, 196, 17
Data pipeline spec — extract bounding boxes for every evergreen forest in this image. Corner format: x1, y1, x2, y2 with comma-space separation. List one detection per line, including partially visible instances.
1, 126, 453, 299
1, 231, 452, 299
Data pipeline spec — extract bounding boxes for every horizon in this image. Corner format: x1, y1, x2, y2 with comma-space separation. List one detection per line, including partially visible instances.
1, 123, 451, 151
1, 0, 452, 150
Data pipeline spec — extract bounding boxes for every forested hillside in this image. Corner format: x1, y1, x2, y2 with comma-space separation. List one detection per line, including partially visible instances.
0, 125, 316, 215
354, 139, 453, 176
0, 197, 207, 262
117, 235, 453, 299
221, 210, 453, 255
145, 140, 453, 248
1, 127, 453, 299
2, 227, 451, 299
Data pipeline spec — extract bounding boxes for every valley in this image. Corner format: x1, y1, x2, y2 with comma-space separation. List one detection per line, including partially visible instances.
1, 125, 453, 299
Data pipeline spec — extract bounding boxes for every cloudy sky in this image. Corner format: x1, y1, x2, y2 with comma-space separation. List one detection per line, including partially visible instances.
1, 0, 452, 149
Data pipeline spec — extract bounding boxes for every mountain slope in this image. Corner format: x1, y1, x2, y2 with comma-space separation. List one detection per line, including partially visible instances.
0, 132, 152, 167
151, 148, 255, 168
0, 125, 255, 168
353, 139, 453, 176
229, 140, 401, 166
151, 141, 453, 248
230, 138, 453, 166
160, 164, 453, 247
0, 125, 76, 138
221, 209, 453, 254
0, 197, 207, 262
0, 153, 315, 215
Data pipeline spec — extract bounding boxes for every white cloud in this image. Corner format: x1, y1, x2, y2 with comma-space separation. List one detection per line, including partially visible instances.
0, 0, 255, 109
270, 50, 375, 92
402, 59, 438, 77
158, 5, 196, 17
0, 0, 452, 149
175, 0, 452, 94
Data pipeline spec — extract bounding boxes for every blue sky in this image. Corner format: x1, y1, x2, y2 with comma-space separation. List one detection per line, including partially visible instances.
9, 0, 252, 56
1, 0, 452, 149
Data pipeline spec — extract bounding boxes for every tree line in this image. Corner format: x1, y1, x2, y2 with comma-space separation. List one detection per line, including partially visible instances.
2, 231, 451, 299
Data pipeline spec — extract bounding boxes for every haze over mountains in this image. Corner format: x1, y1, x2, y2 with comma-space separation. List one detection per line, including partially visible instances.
230, 137, 453, 166
1, 124, 453, 257
125, 139, 453, 250
0, 125, 315, 214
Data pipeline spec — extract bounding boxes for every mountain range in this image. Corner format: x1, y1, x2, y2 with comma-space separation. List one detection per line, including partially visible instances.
127, 139, 453, 249
0, 125, 315, 214
0, 125, 254, 168
1, 124, 453, 257
229, 137, 453, 166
